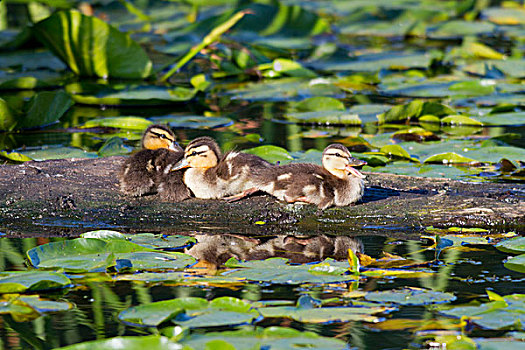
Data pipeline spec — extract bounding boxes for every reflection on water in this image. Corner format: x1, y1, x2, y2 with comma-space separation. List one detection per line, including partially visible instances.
186, 234, 363, 265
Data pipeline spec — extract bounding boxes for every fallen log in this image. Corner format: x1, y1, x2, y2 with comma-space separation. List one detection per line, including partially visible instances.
0, 156, 523, 237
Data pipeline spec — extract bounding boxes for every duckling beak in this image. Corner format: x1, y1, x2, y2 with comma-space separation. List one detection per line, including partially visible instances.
168, 142, 180, 152
346, 157, 366, 178
171, 158, 190, 171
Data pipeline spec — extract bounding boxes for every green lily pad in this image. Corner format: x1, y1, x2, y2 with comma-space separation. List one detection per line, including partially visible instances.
423, 152, 478, 164
81, 230, 196, 250
285, 110, 361, 125
0, 271, 71, 293
27, 238, 195, 273
437, 293, 525, 330
0, 295, 73, 322
14, 146, 98, 161
70, 85, 196, 106
119, 296, 258, 328
294, 97, 345, 112
242, 145, 293, 164
496, 237, 525, 254
429, 20, 495, 39
0, 150, 33, 162
380, 144, 418, 161
33, 10, 152, 79
364, 288, 456, 305
179, 326, 348, 350
504, 254, 525, 274
97, 137, 132, 157
260, 305, 393, 323
482, 7, 525, 25
54, 336, 181, 350
441, 115, 483, 126
150, 115, 233, 129
475, 112, 525, 126
463, 59, 525, 78
83, 117, 152, 131
0, 71, 66, 90
311, 52, 435, 72
223, 258, 357, 284
378, 101, 456, 124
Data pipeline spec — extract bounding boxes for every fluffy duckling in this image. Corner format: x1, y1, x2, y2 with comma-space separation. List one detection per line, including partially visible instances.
119, 124, 190, 201
253, 144, 366, 209
172, 136, 272, 199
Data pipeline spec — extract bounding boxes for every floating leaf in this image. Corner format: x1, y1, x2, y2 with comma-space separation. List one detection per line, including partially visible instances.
242, 145, 293, 164
441, 115, 483, 126
223, 258, 356, 284
364, 288, 456, 305
285, 110, 361, 125
437, 293, 525, 330
150, 115, 233, 129
260, 305, 392, 323
16, 146, 97, 161
0, 150, 33, 162
70, 85, 196, 106
83, 117, 152, 130
504, 254, 525, 274
378, 101, 455, 124
429, 20, 495, 39
0, 294, 73, 322
179, 326, 347, 350
27, 238, 195, 273
311, 52, 435, 72
98, 137, 132, 157
0, 271, 71, 293
54, 336, 181, 350
295, 96, 345, 112
81, 230, 196, 250
496, 237, 525, 254
119, 296, 258, 328
33, 10, 152, 79
423, 152, 478, 164
380, 145, 418, 161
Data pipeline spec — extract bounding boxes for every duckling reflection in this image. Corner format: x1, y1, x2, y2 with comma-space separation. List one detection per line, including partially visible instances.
119, 124, 190, 201
185, 234, 363, 267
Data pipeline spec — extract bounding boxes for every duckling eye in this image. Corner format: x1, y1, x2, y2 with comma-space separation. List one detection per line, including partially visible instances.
191, 151, 198, 156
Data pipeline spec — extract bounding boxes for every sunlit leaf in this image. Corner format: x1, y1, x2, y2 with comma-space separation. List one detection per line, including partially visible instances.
81, 230, 196, 250
242, 145, 293, 164
260, 305, 392, 323
0, 271, 71, 293
295, 97, 345, 112
423, 152, 478, 164
178, 326, 348, 350
54, 336, 181, 350
380, 145, 418, 162
33, 10, 152, 79
119, 296, 258, 328
223, 258, 357, 284
441, 115, 483, 126
285, 110, 361, 125
365, 288, 456, 305
83, 116, 152, 130
504, 254, 525, 274
150, 115, 233, 129
496, 237, 525, 254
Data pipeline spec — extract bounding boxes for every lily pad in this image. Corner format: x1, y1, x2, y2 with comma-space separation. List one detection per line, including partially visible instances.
0, 271, 71, 293
364, 287, 456, 305
437, 292, 525, 330
441, 115, 483, 126
223, 257, 357, 284
179, 326, 348, 350
285, 110, 361, 125
0, 294, 73, 322
150, 115, 233, 129
54, 336, 181, 350
83, 117, 152, 130
242, 145, 293, 164
311, 52, 435, 72
81, 230, 196, 250
14, 146, 98, 161
260, 305, 393, 323
33, 10, 152, 79
27, 238, 195, 273
294, 96, 345, 112
496, 237, 525, 254
423, 152, 478, 164
119, 296, 258, 328
70, 85, 196, 106
504, 254, 525, 274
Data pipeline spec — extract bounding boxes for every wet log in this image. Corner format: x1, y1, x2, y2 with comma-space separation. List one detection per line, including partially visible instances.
0, 156, 523, 237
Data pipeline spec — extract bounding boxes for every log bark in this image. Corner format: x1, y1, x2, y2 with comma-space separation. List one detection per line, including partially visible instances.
0, 156, 523, 237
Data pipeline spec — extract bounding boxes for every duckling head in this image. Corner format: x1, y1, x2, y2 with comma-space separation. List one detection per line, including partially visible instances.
141, 124, 179, 151
322, 144, 366, 179
172, 136, 222, 171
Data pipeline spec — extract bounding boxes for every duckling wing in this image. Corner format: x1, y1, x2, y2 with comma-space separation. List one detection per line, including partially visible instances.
156, 150, 191, 202
119, 149, 159, 196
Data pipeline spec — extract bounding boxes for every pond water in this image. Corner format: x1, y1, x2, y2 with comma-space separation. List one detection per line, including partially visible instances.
1, 0, 525, 349
1, 231, 524, 350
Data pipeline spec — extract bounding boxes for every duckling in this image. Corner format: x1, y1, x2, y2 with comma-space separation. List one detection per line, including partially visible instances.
171, 136, 272, 199
119, 124, 190, 201
253, 144, 366, 209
